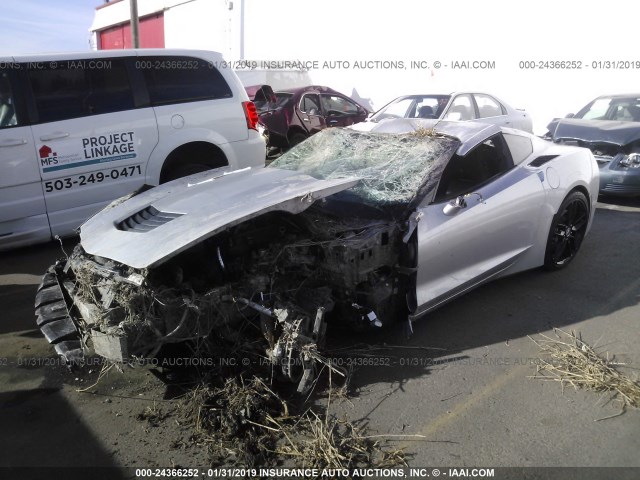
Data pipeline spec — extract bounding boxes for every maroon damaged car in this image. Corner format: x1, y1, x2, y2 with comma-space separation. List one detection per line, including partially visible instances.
257, 85, 369, 149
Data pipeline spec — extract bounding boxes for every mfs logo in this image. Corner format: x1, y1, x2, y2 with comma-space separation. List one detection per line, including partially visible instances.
39, 145, 58, 166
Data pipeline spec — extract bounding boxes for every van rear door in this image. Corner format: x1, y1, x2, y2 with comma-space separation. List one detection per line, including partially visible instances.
25, 56, 159, 239
0, 63, 50, 249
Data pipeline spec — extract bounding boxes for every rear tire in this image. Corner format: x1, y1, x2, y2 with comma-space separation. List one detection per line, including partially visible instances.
289, 133, 308, 148
543, 191, 589, 270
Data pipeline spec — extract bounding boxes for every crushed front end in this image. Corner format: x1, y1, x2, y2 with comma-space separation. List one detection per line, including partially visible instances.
37, 206, 405, 393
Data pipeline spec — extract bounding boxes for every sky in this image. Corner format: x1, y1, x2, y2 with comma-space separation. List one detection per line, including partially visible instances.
0, 0, 98, 56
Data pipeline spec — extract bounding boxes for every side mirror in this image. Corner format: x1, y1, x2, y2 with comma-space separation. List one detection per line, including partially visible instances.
443, 192, 484, 216
443, 196, 467, 215
565, 113, 575, 118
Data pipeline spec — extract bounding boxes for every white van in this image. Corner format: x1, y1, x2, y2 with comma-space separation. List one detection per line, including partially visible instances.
0, 49, 265, 250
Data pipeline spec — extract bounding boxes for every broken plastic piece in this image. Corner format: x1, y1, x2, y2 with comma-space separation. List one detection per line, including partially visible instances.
403, 211, 423, 243
367, 311, 383, 328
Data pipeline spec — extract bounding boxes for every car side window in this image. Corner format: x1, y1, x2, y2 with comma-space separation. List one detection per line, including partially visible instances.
503, 133, 533, 165
0, 71, 17, 128
444, 94, 476, 121
413, 98, 439, 119
610, 101, 640, 121
378, 97, 414, 119
579, 98, 610, 120
29, 58, 134, 123
141, 56, 232, 106
434, 134, 514, 202
321, 95, 359, 116
300, 94, 321, 115
474, 94, 505, 118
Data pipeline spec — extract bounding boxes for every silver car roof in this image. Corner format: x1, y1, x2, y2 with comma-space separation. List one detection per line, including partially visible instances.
368, 118, 502, 156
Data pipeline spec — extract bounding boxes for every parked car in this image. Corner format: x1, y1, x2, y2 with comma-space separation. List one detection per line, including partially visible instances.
35, 119, 598, 393
544, 94, 640, 197
353, 92, 533, 133
0, 49, 265, 251
257, 85, 369, 149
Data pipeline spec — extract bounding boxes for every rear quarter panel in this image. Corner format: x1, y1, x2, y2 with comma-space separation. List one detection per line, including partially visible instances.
541, 144, 599, 232
495, 139, 598, 277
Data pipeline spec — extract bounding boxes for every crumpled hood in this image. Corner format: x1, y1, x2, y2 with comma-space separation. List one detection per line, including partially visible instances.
80, 167, 359, 269
547, 118, 640, 146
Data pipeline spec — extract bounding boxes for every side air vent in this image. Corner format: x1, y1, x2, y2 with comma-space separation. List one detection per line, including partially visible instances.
117, 206, 183, 232
528, 155, 558, 167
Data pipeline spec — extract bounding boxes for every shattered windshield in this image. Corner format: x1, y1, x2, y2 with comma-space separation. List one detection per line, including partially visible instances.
269, 127, 459, 204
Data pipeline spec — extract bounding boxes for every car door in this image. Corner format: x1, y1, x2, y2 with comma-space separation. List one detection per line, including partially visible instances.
320, 94, 368, 127
25, 57, 159, 238
442, 94, 477, 121
413, 133, 545, 314
473, 93, 509, 127
0, 65, 50, 249
297, 93, 325, 134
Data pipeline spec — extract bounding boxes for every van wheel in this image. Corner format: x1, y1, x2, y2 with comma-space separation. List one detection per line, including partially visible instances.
161, 163, 211, 183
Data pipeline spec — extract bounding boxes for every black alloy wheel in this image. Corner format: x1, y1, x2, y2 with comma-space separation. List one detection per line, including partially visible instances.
544, 191, 589, 270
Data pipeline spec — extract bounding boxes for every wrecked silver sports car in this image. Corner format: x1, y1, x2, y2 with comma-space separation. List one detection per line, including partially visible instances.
36, 119, 599, 391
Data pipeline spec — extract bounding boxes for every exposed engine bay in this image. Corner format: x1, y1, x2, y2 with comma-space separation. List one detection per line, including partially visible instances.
41, 200, 411, 393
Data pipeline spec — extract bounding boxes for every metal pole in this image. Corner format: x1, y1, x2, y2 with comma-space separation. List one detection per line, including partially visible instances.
130, 0, 140, 48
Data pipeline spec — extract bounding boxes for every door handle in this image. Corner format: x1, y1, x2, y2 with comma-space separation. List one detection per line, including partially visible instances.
39, 132, 70, 141
303, 118, 310, 122
0, 139, 27, 147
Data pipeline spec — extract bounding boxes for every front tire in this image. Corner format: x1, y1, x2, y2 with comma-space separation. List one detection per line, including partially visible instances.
543, 191, 589, 270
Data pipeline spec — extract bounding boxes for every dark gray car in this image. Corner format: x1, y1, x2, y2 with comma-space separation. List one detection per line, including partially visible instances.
545, 94, 640, 197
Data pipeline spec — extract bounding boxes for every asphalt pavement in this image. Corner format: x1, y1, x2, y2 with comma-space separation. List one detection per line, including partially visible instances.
0, 197, 638, 476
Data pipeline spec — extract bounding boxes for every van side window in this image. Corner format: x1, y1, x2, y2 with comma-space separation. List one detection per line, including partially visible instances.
0, 71, 17, 128
140, 56, 232, 106
28, 59, 134, 123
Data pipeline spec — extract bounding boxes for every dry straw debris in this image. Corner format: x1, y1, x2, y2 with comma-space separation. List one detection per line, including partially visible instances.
529, 328, 640, 417
177, 370, 408, 469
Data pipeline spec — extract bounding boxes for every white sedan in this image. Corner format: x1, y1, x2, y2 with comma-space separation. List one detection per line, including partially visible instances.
353, 92, 533, 133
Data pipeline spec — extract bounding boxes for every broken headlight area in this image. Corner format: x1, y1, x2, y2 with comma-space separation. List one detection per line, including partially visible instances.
36, 208, 408, 393
619, 152, 640, 168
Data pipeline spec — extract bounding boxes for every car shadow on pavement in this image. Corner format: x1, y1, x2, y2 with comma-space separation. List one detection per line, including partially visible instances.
0, 238, 127, 474
597, 194, 640, 210
324, 205, 640, 398
0, 238, 76, 335
0, 367, 126, 475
